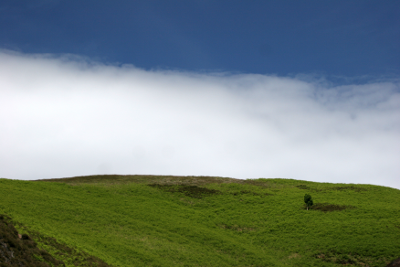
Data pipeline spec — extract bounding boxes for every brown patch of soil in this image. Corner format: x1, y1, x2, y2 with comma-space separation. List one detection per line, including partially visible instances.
219, 224, 256, 233
308, 203, 355, 212
296, 185, 310, 190
231, 190, 272, 197
148, 184, 221, 199
386, 257, 400, 267
315, 251, 391, 266
330, 186, 367, 192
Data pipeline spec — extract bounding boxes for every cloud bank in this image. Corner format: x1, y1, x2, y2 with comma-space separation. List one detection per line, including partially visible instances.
1, 51, 399, 189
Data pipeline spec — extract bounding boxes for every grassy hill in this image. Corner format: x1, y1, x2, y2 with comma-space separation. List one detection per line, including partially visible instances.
0, 175, 399, 266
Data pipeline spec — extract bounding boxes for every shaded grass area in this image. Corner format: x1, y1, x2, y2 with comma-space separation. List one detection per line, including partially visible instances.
0, 214, 64, 267
0, 214, 112, 267
0, 175, 399, 266
13, 221, 112, 267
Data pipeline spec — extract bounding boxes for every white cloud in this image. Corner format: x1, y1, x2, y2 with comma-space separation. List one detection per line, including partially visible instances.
1, 51, 399, 189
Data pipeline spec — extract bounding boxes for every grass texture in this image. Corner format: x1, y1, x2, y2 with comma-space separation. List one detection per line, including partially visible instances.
0, 175, 399, 266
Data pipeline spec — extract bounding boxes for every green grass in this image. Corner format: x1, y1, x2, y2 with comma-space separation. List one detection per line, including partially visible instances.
0, 175, 399, 266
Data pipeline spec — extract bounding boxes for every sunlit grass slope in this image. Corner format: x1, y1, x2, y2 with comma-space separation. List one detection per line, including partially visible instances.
0, 175, 399, 266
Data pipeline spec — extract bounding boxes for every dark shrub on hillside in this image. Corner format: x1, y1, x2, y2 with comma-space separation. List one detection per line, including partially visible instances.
304, 194, 313, 210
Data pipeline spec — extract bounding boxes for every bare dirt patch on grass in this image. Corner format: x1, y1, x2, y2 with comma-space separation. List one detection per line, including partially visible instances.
296, 184, 310, 190
148, 184, 222, 199
314, 250, 392, 266
308, 203, 355, 212
219, 224, 256, 233
329, 186, 367, 192
386, 257, 400, 267
230, 190, 272, 197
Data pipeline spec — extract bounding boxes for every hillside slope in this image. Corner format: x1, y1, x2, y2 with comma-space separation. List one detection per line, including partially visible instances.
0, 175, 399, 266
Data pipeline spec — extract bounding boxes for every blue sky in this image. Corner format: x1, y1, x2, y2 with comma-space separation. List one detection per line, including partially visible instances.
2, 0, 399, 77
0, 1, 399, 189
